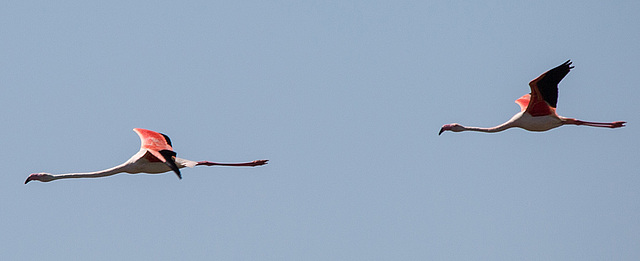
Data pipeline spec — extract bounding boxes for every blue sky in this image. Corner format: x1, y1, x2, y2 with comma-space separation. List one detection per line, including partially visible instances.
2, 0, 639, 260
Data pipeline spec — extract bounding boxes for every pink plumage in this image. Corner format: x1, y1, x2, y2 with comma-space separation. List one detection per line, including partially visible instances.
25, 128, 268, 184
439, 60, 626, 135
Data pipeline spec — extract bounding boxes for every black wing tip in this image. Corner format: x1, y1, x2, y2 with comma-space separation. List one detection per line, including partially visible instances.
158, 149, 181, 179
171, 166, 182, 180
563, 60, 574, 69
159, 133, 173, 147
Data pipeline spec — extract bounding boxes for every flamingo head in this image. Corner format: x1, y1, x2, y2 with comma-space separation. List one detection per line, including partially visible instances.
439, 123, 464, 135
25, 173, 54, 184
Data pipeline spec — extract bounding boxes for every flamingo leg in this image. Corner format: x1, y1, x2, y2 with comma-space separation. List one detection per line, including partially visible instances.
196, 160, 268, 167
565, 119, 626, 128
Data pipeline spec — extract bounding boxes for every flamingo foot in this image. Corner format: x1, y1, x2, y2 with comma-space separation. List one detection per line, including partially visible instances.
610, 121, 626, 128
249, 160, 269, 166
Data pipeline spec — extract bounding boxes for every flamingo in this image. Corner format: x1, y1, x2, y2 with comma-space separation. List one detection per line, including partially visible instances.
439, 60, 626, 135
25, 128, 268, 184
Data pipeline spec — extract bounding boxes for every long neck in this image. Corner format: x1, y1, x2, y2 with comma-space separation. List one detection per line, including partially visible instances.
51, 163, 129, 181
460, 113, 521, 133
462, 122, 514, 133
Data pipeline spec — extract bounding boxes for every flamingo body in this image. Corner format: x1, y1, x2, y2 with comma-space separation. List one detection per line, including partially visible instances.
439, 60, 626, 135
25, 128, 268, 184
504, 111, 563, 132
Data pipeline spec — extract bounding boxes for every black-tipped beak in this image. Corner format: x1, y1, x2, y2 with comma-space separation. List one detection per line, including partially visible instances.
439, 127, 445, 135
25, 177, 31, 184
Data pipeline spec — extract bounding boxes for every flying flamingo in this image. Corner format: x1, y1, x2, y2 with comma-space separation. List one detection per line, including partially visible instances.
25, 128, 268, 184
439, 60, 626, 135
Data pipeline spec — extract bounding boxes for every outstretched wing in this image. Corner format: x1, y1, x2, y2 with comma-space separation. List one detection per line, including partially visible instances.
133, 128, 182, 179
526, 60, 573, 116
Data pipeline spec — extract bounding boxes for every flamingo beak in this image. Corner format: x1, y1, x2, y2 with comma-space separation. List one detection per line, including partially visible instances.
25, 176, 32, 184
439, 124, 454, 135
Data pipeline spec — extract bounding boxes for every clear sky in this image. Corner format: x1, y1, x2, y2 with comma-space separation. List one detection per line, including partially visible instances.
2, 0, 639, 260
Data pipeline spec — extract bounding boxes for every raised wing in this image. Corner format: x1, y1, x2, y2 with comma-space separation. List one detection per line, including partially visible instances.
133, 128, 182, 179
526, 60, 573, 116
514, 94, 530, 112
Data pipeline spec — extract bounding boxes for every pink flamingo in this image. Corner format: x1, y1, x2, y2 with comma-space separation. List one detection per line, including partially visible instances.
25, 128, 268, 184
439, 60, 626, 135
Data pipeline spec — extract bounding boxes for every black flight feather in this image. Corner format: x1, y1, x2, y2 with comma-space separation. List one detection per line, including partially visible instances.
159, 149, 181, 179
535, 60, 574, 108
160, 133, 173, 147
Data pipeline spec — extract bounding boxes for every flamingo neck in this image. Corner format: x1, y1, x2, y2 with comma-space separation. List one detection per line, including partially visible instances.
461, 123, 513, 133
458, 111, 523, 133
51, 163, 129, 180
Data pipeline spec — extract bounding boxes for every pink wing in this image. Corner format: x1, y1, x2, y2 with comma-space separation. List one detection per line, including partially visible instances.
133, 128, 182, 178
515, 94, 530, 112
133, 128, 173, 162
133, 128, 173, 152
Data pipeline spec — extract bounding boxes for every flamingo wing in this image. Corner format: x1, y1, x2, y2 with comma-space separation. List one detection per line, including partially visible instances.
515, 94, 530, 112
133, 128, 182, 179
526, 60, 573, 116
